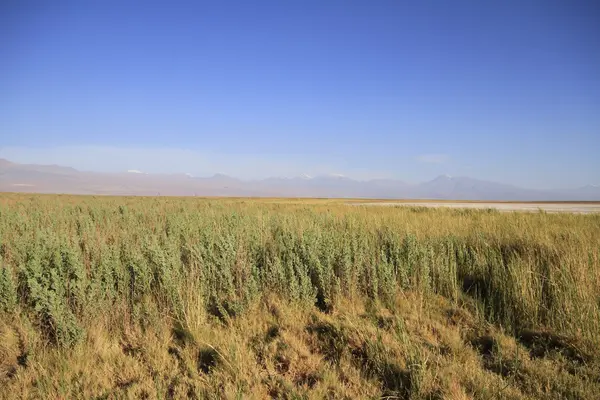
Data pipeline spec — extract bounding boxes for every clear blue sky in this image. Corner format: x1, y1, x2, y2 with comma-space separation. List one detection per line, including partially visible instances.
1, 1, 599, 187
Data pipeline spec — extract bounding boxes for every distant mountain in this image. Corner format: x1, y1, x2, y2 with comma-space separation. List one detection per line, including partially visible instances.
412, 175, 546, 201
553, 185, 600, 202
0, 158, 598, 200
0, 159, 78, 176
0, 159, 15, 169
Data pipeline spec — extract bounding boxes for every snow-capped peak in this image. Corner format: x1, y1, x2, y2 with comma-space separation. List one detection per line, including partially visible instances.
127, 169, 143, 174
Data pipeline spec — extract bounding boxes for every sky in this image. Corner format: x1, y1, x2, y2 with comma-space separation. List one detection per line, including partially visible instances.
1, 1, 599, 188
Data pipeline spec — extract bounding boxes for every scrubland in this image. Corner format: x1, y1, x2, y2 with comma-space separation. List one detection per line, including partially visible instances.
0, 194, 599, 399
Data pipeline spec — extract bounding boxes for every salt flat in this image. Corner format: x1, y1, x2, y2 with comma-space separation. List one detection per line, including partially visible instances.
352, 202, 600, 214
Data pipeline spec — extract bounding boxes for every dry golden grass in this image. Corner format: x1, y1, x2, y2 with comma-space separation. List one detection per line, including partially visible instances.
0, 193, 599, 399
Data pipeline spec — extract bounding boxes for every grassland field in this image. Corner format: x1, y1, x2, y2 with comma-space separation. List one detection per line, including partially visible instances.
0, 193, 599, 399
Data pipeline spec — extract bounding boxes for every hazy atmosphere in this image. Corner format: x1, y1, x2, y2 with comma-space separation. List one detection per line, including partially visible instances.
2, 1, 599, 188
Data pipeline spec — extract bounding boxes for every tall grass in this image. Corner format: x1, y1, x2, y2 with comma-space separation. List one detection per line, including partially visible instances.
2, 195, 600, 398
1, 195, 598, 347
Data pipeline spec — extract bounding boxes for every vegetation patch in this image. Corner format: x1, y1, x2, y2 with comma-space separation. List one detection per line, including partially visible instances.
517, 329, 592, 364
0, 194, 598, 398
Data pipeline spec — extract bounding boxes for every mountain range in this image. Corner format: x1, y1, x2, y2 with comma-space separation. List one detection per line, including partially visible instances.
0, 159, 598, 200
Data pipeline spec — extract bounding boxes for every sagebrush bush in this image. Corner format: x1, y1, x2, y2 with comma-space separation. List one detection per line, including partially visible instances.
0, 261, 17, 313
